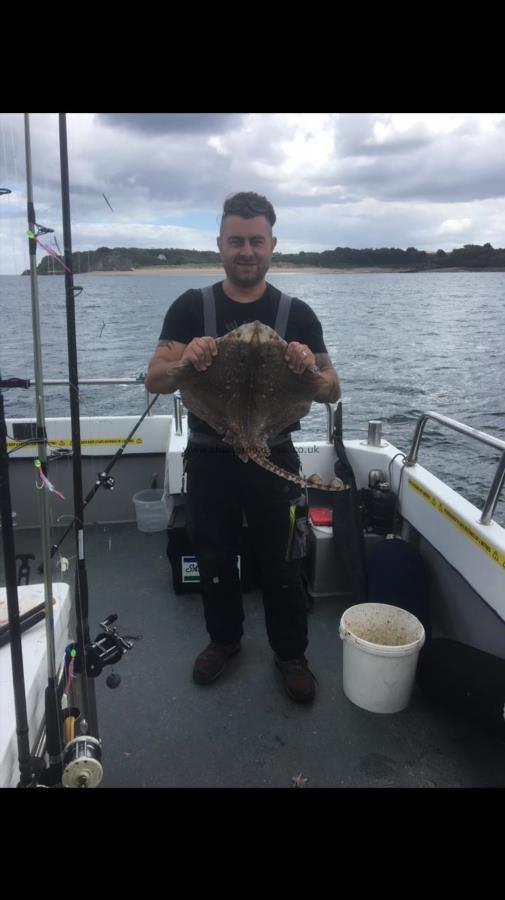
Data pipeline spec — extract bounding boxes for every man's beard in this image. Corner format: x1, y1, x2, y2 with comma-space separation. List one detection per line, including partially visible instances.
224, 258, 270, 288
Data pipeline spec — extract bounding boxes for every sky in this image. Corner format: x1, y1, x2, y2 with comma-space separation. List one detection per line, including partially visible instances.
1, 112, 505, 275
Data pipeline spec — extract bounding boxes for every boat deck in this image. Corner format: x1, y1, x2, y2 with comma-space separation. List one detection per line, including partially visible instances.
4, 521, 505, 789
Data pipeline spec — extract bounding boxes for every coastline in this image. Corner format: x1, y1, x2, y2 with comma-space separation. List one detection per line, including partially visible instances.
83, 265, 505, 277
86, 265, 416, 276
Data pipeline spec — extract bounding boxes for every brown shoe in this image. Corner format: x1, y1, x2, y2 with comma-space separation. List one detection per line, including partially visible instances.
193, 641, 241, 685
275, 656, 316, 703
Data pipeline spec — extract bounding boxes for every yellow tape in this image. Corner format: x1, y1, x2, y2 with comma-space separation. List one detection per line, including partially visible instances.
408, 477, 505, 571
7, 437, 144, 448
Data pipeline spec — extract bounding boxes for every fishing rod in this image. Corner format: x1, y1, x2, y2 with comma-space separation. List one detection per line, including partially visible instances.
0, 597, 48, 648
58, 113, 100, 748
41, 390, 160, 568
3, 117, 133, 788
57, 115, 134, 787
0, 372, 34, 785
23, 114, 65, 780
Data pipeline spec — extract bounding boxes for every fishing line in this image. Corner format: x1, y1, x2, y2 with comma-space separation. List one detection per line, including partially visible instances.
7, 435, 42, 454
0, 124, 21, 287
0, 124, 66, 611
2, 118, 40, 419
15, 120, 71, 571
21, 113, 67, 780
388, 451, 407, 537
0, 119, 8, 181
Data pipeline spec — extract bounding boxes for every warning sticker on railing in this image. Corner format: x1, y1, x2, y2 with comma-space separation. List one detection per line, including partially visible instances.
7, 437, 144, 449
408, 478, 505, 570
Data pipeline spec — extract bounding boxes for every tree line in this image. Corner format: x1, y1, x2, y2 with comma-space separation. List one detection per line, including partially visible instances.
33, 242, 505, 274
272, 243, 505, 269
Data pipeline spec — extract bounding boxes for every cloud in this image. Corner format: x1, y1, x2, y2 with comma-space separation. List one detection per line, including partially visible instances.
437, 218, 473, 235
72, 221, 218, 251
97, 113, 245, 134
1, 112, 504, 274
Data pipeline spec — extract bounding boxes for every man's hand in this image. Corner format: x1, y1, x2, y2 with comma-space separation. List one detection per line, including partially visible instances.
145, 335, 217, 394
285, 342, 317, 375
181, 336, 218, 371
285, 345, 342, 403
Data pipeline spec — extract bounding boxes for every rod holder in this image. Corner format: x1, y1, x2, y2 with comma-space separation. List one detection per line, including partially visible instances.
367, 420, 383, 447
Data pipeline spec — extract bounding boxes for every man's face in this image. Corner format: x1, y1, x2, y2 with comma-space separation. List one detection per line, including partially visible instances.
217, 215, 277, 289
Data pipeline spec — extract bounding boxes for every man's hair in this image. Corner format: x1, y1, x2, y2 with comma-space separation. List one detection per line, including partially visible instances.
221, 191, 276, 229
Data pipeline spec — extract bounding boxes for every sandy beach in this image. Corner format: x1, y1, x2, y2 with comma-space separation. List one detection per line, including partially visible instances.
87, 265, 410, 276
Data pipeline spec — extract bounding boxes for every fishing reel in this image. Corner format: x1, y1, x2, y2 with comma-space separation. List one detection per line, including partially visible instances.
60, 615, 133, 787
96, 471, 115, 491
86, 614, 133, 678
61, 711, 103, 789
62, 735, 103, 788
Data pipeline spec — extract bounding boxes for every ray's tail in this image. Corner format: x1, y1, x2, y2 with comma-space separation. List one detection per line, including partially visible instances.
247, 449, 346, 492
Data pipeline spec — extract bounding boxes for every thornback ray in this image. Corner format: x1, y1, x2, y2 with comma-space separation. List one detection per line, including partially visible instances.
166, 321, 344, 492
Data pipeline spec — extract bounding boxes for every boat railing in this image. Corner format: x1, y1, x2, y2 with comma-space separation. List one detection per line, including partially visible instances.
30, 391, 505, 524
405, 410, 505, 526
27, 377, 153, 411
19, 385, 341, 439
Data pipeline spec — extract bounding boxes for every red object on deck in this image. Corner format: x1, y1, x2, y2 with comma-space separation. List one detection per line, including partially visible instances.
309, 507, 333, 526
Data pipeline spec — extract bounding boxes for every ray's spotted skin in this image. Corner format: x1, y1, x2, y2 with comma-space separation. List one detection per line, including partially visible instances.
165, 321, 345, 492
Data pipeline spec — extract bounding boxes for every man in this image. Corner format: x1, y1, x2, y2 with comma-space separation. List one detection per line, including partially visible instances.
146, 192, 340, 702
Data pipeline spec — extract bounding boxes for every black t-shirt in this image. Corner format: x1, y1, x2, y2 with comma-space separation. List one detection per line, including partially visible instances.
159, 281, 328, 436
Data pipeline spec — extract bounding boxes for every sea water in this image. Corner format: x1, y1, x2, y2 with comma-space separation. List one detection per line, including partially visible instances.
1, 270, 504, 524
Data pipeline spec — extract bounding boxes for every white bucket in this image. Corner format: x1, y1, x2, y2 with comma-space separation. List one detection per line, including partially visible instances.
339, 603, 425, 714
132, 489, 169, 532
